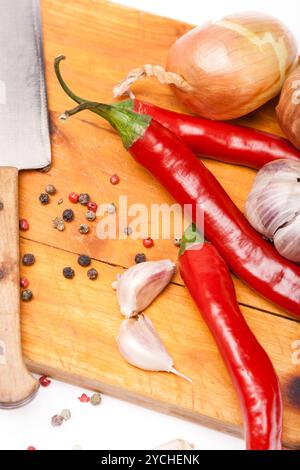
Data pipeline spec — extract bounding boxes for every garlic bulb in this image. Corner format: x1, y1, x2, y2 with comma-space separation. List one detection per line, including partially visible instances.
154, 439, 195, 450
245, 159, 300, 261
113, 260, 176, 318
276, 65, 300, 149
116, 314, 192, 382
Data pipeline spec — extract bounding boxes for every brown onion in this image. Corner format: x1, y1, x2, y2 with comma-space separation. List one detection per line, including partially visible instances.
114, 12, 297, 120
276, 65, 300, 149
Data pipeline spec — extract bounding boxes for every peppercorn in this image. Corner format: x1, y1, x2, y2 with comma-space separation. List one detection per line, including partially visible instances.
87, 268, 98, 280
57, 198, 64, 205
20, 277, 29, 289
39, 193, 50, 205
27, 446, 36, 451
0, 201, 3, 210
53, 216, 65, 231
69, 192, 79, 203
87, 201, 98, 213
143, 237, 154, 248
22, 253, 35, 266
63, 267, 75, 279
60, 409, 71, 421
21, 289, 33, 302
51, 414, 64, 427
39, 375, 51, 387
135, 253, 146, 264
124, 226, 133, 236
19, 218, 29, 231
78, 255, 91, 267
45, 184, 56, 195
78, 393, 90, 403
110, 174, 120, 185
106, 203, 116, 214
78, 193, 90, 206
85, 210, 96, 221
79, 224, 89, 234
173, 237, 182, 247
90, 393, 102, 406
62, 209, 74, 222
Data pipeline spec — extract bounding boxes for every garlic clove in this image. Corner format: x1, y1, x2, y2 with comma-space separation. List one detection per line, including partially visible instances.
114, 260, 176, 318
154, 439, 195, 450
273, 216, 300, 262
116, 314, 192, 383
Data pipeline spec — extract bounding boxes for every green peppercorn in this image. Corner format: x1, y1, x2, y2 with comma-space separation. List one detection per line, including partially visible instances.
87, 268, 98, 280
79, 224, 89, 234
90, 393, 102, 406
63, 267, 75, 279
21, 289, 33, 302
135, 253, 146, 264
39, 193, 50, 205
22, 253, 35, 266
45, 184, 56, 195
85, 210, 96, 221
78, 255, 91, 267
78, 193, 90, 206
60, 409, 71, 421
62, 209, 74, 222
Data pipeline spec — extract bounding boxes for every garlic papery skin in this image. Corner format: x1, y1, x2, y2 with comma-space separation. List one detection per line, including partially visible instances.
113, 260, 176, 318
116, 314, 192, 382
245, 159, 300, 261
154, 439, 195, 450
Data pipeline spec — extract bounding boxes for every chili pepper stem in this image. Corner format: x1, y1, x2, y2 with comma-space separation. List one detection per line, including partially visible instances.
169, 367, 193, 384
55, 56, 151, 149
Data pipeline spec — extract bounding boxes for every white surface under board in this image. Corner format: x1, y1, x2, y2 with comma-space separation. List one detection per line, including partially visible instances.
1, 0, 298, 450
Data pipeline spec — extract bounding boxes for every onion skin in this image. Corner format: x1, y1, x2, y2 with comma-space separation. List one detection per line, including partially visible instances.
276, 65, 300, 149
167, 12, 298, 120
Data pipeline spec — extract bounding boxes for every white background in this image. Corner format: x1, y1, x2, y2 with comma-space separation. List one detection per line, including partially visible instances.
1, 0, 298, 451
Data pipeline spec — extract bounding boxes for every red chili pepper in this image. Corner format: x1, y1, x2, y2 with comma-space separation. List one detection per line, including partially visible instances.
178, 228, 282, 450
126, 99, 300, 170
55, 57, 300, 318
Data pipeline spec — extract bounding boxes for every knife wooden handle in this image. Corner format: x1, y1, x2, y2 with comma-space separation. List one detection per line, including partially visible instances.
0, 167, 39, 408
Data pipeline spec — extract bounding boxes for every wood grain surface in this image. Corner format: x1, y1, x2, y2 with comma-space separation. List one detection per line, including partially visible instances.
16, 0, 300, 448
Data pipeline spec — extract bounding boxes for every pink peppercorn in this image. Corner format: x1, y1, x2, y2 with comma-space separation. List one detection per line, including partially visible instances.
143, 237, 154, 248
27, 446, 36, 451
69, 192, 79, 203
87, 201, 98, 213
110, 174, 120, 185
78, 393, 90, 403
20, 278, 29, 289
19, 219, 29, 231
39, 375, 51, 387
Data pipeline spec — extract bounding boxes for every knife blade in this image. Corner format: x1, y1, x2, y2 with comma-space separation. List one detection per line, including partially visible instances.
0, 0, 51, 408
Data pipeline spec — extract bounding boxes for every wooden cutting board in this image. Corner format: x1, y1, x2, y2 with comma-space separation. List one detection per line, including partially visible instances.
18, 0, 300, 448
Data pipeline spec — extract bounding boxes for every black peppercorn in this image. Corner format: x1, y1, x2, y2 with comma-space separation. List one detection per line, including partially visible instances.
78, 193, 90, 206
21, 289, 33, 302
87, 268, 98, 280
62, 209, 74, 222
78, 254, 91, 267
45, 184, 56, 195
22, 253, 35, 266
135, 253, 146, 264
39, 193, 50, 205
63, 267, 75, 279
